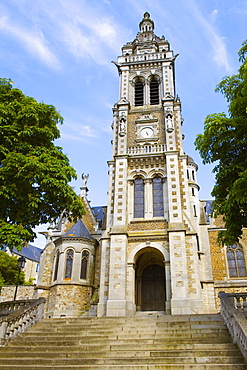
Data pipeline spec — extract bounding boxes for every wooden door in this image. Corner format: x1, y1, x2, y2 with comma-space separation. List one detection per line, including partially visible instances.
141, 264, 165, 311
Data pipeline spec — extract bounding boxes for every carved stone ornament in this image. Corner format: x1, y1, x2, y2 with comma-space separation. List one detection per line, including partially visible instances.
119, 112, 126, 136
165, 108, 174, 133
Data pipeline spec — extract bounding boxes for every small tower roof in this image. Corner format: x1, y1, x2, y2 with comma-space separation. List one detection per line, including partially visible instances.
63, 219, 94, 240
139, 12, 154, 32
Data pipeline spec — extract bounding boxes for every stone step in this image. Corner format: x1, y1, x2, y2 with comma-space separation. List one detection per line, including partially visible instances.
35, 314, 223, 325
0, 356, 245, 365
0, 349, 242, 359
30, 324, 225, 333
11, 335, 232, 346
0, 343, 238, 352
21, 328, 229, 337
0, 314, 245, 369
8, 337, 233, 347
27, 321, 225, 332
0, 366, 246, 370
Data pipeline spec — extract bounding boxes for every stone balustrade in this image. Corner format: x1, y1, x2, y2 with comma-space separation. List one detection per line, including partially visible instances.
0, 300, 27, 317
128, 144, 166, 155
120, 53, 167, 63
218, 291, 247, 362
0, 297, 46, 346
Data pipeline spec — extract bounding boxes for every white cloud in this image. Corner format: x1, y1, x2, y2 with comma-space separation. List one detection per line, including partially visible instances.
0, 15, 59, 69
211, 9, 218, 22
60, 121, 98, 143
39, 0, 123, 66
188, 1, 232, 73
0, 0, 126, 69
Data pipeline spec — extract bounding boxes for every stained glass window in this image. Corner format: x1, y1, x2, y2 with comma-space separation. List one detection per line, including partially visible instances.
80, 250, 89, 279
134, 178, 144, 218
227, 244, 247, 278
64, 249, 74, 279
153, 177, 164, 217
53, 251, 60, 281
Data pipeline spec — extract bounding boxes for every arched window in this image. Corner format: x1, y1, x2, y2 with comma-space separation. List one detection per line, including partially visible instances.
134, 178, 144, 218
153, 177, 164, 217
53, 251, 60, 281
64, 249, 74, 279
135, 79, 144, 106
80, 250, 89, 279
227, 244, 247, 278
150, 77, 159, 105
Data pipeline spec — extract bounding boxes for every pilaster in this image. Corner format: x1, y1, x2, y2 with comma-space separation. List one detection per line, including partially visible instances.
106, 233, 127, 316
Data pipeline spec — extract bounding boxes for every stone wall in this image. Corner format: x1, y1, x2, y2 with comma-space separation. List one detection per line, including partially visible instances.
45, 284, 92, 318
209, 230, 226, 281
0, 285, 36, 302
209, 217, 247, 312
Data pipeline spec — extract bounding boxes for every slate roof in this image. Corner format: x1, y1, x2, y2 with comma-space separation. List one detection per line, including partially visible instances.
1, 244, 42, 263
63, 219, 94, 240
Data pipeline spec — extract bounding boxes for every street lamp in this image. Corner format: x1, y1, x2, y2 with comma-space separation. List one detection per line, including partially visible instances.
14, 256, 26, 301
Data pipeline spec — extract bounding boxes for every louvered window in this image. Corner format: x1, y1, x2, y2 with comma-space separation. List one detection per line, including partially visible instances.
227, 244, 247, 278
135, 80, 144, 106
153, 177, 164, 217
150, 78, 159, 105
64, 249, 74, 279
134, 178, 144, 218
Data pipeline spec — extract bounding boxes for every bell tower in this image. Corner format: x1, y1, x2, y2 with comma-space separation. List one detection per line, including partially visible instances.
97, 13, 212, 317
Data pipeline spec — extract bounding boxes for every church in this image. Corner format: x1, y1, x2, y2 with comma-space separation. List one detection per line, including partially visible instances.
36, 13, 247, 318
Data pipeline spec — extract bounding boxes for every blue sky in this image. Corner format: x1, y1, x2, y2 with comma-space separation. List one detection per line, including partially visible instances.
0, 0, 246, 247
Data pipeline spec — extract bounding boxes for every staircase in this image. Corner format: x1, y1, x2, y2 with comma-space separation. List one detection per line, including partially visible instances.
0, 313, 246, 369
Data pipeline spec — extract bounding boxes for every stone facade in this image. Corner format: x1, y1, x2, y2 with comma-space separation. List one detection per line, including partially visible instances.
34, 13, 247, 318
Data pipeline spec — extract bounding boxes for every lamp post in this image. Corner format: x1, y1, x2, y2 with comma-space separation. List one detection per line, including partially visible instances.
14, 256, 26, 301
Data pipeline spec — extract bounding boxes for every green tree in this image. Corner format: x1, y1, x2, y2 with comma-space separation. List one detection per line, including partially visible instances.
195, 40, 247, 245
0, 78, 85, 250
0, 251, 25, 290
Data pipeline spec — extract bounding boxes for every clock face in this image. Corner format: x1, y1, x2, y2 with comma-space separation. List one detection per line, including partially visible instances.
141, 127, 154, 138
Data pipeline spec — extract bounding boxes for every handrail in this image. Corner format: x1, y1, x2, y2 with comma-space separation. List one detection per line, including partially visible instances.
0, 297, 46, 346
218, 291, 247, 362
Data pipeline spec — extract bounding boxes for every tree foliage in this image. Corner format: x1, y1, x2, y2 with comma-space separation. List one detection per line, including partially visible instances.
0, 79, 85, 250
0, 251, 25, 290
195, 40, 247, 245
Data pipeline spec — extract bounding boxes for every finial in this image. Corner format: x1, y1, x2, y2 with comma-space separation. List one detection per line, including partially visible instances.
80, 173, 89, 197
144, 12, 150, 19
82, 173, 89, 187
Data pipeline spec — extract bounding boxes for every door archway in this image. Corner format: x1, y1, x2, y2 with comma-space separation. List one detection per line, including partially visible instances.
135, 248, 166, 311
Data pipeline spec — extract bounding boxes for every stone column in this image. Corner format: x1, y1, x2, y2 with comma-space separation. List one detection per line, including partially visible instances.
126, 262, 136, 316
97, 238, 110, 317
144, 178, 153, 219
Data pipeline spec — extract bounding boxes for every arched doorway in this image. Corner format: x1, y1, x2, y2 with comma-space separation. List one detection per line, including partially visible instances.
135, 248, 166, 311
